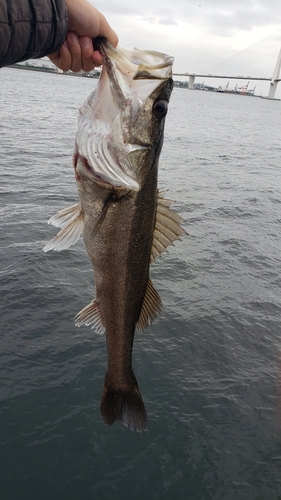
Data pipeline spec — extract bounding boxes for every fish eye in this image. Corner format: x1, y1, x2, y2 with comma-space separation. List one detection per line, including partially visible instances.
153, 100, 168, 119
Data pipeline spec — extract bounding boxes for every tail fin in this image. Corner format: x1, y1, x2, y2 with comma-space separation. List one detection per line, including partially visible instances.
100, 373, 147, 432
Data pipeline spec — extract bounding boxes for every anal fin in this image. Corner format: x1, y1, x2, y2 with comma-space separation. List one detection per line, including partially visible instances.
75, 299, 105, 334
136, 278, 162, 332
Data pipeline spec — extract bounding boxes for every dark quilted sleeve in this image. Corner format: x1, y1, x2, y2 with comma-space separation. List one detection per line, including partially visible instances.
0, 0, 68, 67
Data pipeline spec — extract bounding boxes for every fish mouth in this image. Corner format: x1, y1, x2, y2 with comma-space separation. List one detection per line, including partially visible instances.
74, 154, 114, 190
75, 41, 172, 192
74, 152, 141, 191
95, 37, 173, 80
94, 38, 174, 104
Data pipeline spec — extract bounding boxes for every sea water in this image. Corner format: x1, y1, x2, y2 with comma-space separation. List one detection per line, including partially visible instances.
1, 67, 281, 500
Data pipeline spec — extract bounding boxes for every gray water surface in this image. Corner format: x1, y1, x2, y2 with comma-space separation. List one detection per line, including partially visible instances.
1, 67, 281, 500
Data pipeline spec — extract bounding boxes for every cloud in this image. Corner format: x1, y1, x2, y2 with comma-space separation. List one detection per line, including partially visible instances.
140, 16, 178, 26
90, 0, 281, 82
93, 0, 281, 31
158, 18, 178, 26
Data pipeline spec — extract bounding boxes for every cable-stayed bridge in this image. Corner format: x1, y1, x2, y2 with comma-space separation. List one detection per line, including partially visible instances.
174, 29, 281, 99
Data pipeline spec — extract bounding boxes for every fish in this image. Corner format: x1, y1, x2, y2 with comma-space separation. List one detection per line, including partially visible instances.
43, 39, 186, 432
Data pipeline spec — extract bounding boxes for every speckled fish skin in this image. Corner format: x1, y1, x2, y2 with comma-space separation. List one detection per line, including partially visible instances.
44, 40, 185, 432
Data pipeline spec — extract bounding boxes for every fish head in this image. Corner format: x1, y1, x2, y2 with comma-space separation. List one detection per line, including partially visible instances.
74, 39, 173, 194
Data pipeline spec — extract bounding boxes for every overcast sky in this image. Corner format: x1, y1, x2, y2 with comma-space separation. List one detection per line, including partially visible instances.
92, 0, 281, 75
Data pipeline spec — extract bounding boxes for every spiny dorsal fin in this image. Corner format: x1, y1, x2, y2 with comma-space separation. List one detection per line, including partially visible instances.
75, 299, 105, 334
136, 278, 162, 332
151, 191, 187, 262
43, 204, 84, 252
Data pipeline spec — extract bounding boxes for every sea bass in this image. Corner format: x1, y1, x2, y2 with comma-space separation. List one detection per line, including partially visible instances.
44, 39, 185, 432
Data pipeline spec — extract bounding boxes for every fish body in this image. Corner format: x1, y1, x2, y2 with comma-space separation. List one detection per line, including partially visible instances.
44, 40, 185, 431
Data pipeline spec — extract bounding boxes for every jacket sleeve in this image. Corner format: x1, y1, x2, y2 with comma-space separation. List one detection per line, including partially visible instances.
0, 0, 68, 67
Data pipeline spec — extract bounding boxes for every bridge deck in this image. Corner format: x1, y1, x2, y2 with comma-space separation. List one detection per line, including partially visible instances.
173, 74, 280, 82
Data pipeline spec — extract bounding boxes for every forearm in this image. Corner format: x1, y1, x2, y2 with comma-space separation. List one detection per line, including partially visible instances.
0, 0, 67, 67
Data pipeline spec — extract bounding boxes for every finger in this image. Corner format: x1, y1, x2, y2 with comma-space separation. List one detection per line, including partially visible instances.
80, 37, 96, 72
91, 49, 103, 67
48, 51, 60, 68
48, 42, 72, 71
67, 32, 83, 72
58, 42, 72, 71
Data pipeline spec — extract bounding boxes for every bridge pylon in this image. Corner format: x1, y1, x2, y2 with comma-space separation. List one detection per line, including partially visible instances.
188, 74, 195, 90
266, 47, 281, 99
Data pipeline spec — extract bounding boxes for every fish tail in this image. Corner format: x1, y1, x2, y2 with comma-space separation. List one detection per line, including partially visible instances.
100, 372, 147, 432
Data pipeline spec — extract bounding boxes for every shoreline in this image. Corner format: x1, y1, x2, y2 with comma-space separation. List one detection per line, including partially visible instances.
7, 64, 280, 99
7, 63, 100, 78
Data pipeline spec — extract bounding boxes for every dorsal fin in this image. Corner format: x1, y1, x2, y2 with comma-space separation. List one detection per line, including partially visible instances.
136, 278, 162, 332
75, 299, 105, 334
151, 191, 187, 262
43, 204, 84, 252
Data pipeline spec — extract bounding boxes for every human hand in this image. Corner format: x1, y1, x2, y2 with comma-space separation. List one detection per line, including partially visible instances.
48, 0, 118, 72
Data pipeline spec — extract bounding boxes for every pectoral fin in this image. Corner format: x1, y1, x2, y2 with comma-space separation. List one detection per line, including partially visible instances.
151, 191, 187, 262
46, 204, 83, 228
136, 278, 162, 332
43, 204, 84, 252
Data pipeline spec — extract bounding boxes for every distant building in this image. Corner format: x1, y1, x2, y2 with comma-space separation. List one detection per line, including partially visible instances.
174, 80, 189, 88
12, 57, 101, 77
18, 56, 57, 70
